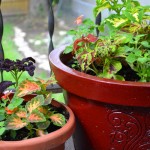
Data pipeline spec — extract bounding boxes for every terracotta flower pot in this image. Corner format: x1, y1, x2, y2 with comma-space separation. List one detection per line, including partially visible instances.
0, 94, 75, 150
49, 45, 150, 150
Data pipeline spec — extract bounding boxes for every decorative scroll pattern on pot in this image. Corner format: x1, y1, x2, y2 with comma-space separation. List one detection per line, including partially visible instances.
108, 109, 150, 150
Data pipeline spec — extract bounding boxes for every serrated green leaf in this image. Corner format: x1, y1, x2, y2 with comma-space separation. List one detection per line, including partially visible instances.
134, 50, 142, 56
8, 97, 24, 110
36, 120, 50, 129
6, 115, 27, 130
50, 113, 66, 127
141, 41, 150, 48
126, 53, 137, 63
124, 46, 134, 53
137, 57, 148, 64
27, 110, 46, 123
26, 95, 44, 113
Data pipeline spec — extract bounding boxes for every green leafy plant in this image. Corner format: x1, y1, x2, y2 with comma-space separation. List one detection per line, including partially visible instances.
64, 0, 150, 82
0, 58, 66, 141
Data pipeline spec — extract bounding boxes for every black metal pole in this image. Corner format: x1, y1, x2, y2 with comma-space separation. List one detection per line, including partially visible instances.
48, 0, 54, 54
0, 0, 4, 81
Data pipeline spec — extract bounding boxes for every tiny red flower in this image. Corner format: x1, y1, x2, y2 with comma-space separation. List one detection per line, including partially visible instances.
5, 107, 14, 115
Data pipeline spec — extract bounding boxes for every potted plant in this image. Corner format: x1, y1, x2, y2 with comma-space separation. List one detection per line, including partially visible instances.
0, 57, 75, 150
49, 0, 150, 150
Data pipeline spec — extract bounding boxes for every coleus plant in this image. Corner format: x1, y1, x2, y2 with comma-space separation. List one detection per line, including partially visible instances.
64, 0, 150, 82
0, 78, 66, 140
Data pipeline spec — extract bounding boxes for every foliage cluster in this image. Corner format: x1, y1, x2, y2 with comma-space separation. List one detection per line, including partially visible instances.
65, 0, 150, 82
0, 58, 66, 140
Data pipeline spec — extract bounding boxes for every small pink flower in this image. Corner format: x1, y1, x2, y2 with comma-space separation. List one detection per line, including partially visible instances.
75, 15, 84, 25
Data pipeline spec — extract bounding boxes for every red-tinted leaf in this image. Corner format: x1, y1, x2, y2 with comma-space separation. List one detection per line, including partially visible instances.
37, 106, 48, 114
87, 34, 98, 42
6, 115, 27, 130
26, 95, 44, 113
50, 113, 66, 127
28, 110, 46, 123
16, 109, 27, 118
15, 80, 41, 97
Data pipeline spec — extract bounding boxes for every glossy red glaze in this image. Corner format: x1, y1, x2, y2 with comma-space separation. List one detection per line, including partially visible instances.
49, 46, 150, 150
49, 45, 150, 107
0, 94, 75, 150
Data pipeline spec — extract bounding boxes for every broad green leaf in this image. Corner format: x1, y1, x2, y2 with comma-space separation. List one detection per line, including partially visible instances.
113, 75, 125, 81
0, 127, 6, 135
126, 53, 137, 63
94, 1, 110, 17
67, 30, 77, 35
16, 108, 27, 118
0, 108, 5, 121
0, 108, 5, 114
111, 60, 122, 73
50, 113, 66, 127
6, 115, 27, 130
137, 57, 148, 64
0, 114, 5, 121
8, 97, 24, 110
15, 80, 41, 97
64, 45, 73, 54
26, 95, 44, 113
106, 17, 128, 28
141, 41, 150, 48
0, 121, 4, 127
36, 120, 50, 129
124, 46, 134, 53
115, 47, 125, 57
27, 110, 46, 123
134, 50, 142, 57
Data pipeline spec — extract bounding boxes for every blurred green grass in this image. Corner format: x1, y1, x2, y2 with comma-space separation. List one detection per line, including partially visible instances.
2, 23, 32, 83
2, 23, 64, 103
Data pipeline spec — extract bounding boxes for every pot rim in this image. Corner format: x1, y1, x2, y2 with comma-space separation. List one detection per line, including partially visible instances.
52, 45, 150, 87
49, 45, 150, 107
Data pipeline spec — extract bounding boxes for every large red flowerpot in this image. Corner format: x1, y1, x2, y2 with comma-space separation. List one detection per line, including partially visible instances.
0, 94, 75, 150
49, 45, 150, 150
